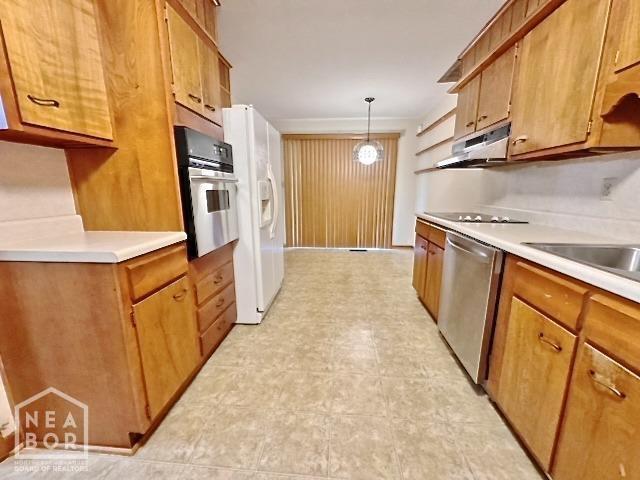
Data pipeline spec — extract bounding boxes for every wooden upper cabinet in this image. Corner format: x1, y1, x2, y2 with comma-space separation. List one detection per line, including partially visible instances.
198, 39, 223, 125
476, 46, 516, 130
495, 297, 577, 470
166, 4, 204, 114
509, 0, 611, 156
0, 0, 112, 139
553, 343, 640, 480
132, 276, 199, 418
525, 0, 543, 17
454, 75, 480, 139
612, 0, 640, 73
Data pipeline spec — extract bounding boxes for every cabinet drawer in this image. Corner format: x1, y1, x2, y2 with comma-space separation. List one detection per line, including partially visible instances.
428, 226, 446, 249
197, 282, 236, 333
582, 293, 640, 374
553, 343, 640, 480
124, 244, 188, 302
195, 261, 234, 305
513, 261, 588, 331
415, 220, 431, 239
200, 303, 236, 357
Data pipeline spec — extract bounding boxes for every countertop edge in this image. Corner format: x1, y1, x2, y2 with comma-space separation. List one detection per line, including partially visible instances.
416, 213, 640, 304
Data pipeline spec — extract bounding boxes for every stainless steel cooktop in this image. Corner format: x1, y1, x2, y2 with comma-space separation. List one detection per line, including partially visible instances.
426, 212, 529, 224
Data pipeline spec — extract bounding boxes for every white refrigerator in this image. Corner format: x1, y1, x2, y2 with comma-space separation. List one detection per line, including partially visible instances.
223, 105, 285, 324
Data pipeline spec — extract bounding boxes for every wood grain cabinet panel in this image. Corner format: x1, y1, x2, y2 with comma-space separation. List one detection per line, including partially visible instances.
612, 0, 640, 73
166, 4, 204, 115
198, 38, 223, 125
424, 243, 444, 321
0, 0, 112, 139
553, 344, 640, 480
132, 276, 199, 418
476, 46, 516, 130
454, 75, 481, 139
124, 245, 189, 302
509, 0, 611, 156
412, 234, 429, 300
496, 297, 577, 470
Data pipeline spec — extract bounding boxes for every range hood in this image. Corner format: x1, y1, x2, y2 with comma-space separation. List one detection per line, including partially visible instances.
436, 123, 511, 169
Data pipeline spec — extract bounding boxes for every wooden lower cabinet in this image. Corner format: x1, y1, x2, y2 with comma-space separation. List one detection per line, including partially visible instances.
424, 242, 444, 319
494, 297, 576, 469
553, 343, 640, 480
412, 234, 428, 298
412, 220, 446, 322
0, 243, 201, 448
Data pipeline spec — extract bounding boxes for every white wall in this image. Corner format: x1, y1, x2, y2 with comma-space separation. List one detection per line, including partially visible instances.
0, 141, 76, 439
272, 117, 418, 246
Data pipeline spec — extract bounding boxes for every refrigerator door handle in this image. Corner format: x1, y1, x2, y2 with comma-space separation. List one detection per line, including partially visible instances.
266, 162, 279, 240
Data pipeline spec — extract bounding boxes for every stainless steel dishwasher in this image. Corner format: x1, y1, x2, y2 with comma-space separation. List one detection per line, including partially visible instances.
438, 231, 504, 385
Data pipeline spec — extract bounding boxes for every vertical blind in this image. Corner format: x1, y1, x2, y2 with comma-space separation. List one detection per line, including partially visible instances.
283, 134, 399, 249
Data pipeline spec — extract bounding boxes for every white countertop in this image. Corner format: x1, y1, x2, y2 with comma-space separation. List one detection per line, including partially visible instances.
417, 212, 640, 304
0, 230, 187, 263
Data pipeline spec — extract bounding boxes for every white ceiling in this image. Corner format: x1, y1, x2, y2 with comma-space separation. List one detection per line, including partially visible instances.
218, 0, 503, 121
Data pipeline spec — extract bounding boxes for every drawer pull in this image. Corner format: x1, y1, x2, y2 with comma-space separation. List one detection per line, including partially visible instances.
478, 115, 488, 122
173, 289, 188, 301
188, 93, 202, 103
27, 94, 60, 108
204, 103, 217, 112
589, 370, 626, 399
215, 297, 225, 307
213, 274, 224, 285
538, 332, 562, 352
512, 135, 528, 146
465, 121, 475, 128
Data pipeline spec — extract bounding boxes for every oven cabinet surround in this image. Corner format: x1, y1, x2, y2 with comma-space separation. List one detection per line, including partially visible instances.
446, 0, 640, 160
412, 220, 446, 321
488, 255, 640, 478
189, 242, 237, 358
0, 0, 114, 147
0, 243, 202, 449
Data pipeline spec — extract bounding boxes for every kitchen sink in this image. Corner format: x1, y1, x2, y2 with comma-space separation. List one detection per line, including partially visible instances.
525, 243, 640, 282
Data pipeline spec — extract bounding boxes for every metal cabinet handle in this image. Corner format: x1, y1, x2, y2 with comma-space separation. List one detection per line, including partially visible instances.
204, 103, 217, 112
213, 274, 224, 285
27, 94, 60, 108
420, 244, 427, 250
465, 121, 475, 128
173, 289, 188, 301
538, 332, 562, 352
512, 135, 528, 146
589, 370, 626, 399
188, 93, 202, 103
215, 297, 225, 307
478, 115, 488, 122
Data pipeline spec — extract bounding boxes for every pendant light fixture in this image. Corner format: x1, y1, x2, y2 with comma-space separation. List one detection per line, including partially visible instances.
353, 97, 384, 165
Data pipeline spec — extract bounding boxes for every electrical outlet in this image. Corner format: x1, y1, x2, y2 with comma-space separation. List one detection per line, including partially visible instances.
600, 177, 617, 201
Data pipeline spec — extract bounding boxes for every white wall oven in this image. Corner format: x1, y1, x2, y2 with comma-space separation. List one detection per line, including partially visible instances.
175, 127, 239, 258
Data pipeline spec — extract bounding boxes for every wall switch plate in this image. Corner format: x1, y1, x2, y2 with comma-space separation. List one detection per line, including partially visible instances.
600, 177, 618, 201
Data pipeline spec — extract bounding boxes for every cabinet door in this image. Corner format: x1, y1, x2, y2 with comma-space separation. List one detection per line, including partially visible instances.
453, 75, 481, 139
476, 46, 516, 130
496, 297, 577, 470
412, 235, 428, 300
553, 344, 640, 480
0, 0, 112, 139
198, 39, 223, 125
509, 0, 610, 156
133, 276, 199, 418
166, 4, 204, 114
424, 243, 444, 321
612, 0, 640, 73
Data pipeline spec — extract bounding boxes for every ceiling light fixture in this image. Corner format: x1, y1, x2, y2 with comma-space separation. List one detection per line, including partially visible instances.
353, 97, 384, 165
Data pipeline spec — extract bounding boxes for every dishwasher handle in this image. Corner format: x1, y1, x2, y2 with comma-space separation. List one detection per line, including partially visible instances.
446, 234, 494, 263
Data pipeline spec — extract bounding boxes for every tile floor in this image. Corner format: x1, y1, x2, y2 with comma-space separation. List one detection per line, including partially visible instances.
0, 249, 543, 479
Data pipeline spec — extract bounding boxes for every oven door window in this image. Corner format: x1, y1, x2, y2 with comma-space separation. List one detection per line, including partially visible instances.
206, 189, 230, 213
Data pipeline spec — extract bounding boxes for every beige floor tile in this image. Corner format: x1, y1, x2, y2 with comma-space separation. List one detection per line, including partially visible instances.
331, 374, 387, 416
329, 415, 402, 479
331, 344, 378, 375
449, 422, 544, 480
178, 465, 255, 479
80, 457, 184, 480
277, 371, 333, 414
257, 413, 329, 477
217, 367, 288, 409
190, 408, 271, 469
391, 418, 474, 479
381, 377, 446, 421
180, 365, 246, 406
287, 343, 333, 372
